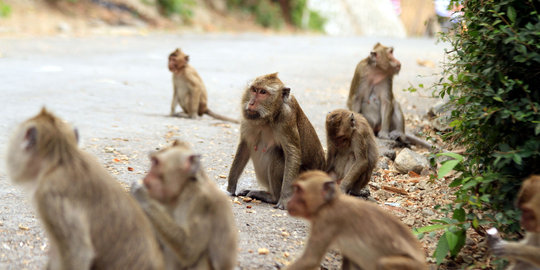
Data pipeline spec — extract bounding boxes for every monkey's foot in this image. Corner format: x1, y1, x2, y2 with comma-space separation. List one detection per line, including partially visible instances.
349, 187, 371, 199
238, 189, 277, 204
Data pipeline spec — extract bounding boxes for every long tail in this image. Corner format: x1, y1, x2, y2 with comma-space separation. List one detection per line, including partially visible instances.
405, 133, 438, 150
205, 109, 240, 124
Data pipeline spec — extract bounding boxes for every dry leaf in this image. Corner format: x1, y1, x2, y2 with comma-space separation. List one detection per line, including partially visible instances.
258, 248, 269, 255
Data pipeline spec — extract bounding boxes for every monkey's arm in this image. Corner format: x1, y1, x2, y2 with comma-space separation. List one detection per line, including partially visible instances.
227, 140, 250, 195
286, 221, 334, 270
38, 193, 95, 270
340, 159, 368, 194
277, 126, 302, 209
325, 143, 336, 173
494, 241, 540, 267
377, 84, 394, 138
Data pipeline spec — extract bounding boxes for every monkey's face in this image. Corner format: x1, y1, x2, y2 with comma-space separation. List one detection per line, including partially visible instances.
168, 49, 189, 73
370, 43, 401, 75
288, 171, 338, 219
517, 176, 540, 232
7, 108, 78, 183
243, 86, 271, 120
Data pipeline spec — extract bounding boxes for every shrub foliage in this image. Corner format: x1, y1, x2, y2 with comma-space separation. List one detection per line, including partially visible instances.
416, 0, 540, 265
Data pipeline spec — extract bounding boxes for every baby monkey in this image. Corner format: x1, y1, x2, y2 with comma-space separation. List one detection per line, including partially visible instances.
168, 48, 239, 123
286, 170, 427, 270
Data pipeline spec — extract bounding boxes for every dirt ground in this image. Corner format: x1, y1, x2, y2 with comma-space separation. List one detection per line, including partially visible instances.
0, 1, 494, 269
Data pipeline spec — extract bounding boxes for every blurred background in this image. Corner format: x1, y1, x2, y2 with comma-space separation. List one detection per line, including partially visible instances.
0, 0, 457, 37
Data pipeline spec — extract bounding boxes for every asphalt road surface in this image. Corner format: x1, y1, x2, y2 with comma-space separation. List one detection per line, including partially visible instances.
0, 33, 447, 269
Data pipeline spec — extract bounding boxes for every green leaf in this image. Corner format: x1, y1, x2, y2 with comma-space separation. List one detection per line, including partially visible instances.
436, 152, 464, 162
438, 160, 461, 179
445, 231, 459, 251
413, 224, 448, 235
507, 6, 516, 23
493, 96, 503, 102
513, 154, 522, 165
434, 234, 450, 265
453, 208, 466, 222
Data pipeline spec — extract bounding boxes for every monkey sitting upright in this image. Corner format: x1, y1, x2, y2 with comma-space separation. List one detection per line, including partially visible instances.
326, 109, 378, 197
226, 73, 326, 209
6, 108, 164, 270
488, 175, 540, 270
168, 48, 239, 123
346, 43, 433, 149
285, 170, 428, 270
132, 140, 238, 270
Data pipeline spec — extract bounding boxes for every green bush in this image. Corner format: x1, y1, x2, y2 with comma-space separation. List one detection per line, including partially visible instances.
0, 0, 11, 17
157, 0, 194, 19
415, 0, 540, 265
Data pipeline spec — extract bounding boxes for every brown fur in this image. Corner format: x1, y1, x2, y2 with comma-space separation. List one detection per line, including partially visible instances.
326, 109, 378, 196
285, 171, 427, 270
132, 140, 238, 270
346, 43, 433, 149
488, 175, 540, 270
6, 108, 164, 270
226, 73, 325, 209
168, 48, 239, 123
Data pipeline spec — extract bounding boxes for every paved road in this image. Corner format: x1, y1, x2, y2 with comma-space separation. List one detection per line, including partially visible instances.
0, 33, 446, 269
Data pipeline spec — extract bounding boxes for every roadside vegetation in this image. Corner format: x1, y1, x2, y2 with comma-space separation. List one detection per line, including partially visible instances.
415, 0, 540, 267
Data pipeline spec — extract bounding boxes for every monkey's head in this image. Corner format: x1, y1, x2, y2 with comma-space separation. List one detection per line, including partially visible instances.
7, 108, 79, 183
368, 43, 401, 75
241, 73, 291, 121
287, 170, 339, 220
517, 175, 540, 232
168, 48, 189, 73
326, 109, 357, 147
143, 140, 201, 205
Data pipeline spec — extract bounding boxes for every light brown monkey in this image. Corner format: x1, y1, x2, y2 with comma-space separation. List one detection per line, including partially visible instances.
346, 43, 433, 149
132, 140, 238, 270
226, 73, 325, 209
168, 48, 239, 123
326, 109, 378, 197
487, 175, 540, 270
5, 108, 164, 270
286, 170, 428, 270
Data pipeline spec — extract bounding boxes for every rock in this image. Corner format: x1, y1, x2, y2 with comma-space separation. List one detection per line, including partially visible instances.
394, 148, 429, 174
57, 22, 72, 33
422, 209, 435, 216
377, 156, 392, 170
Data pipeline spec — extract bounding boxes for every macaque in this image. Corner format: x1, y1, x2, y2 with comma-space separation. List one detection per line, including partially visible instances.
226, 73, 325, 209
168, 48, 239, 123
132, 140, 238, 270
326, 109, 378, 197
487, 175, 540, 270
346, 43, 433, 149
5, 108, 164, 270
286, 170, 427, 270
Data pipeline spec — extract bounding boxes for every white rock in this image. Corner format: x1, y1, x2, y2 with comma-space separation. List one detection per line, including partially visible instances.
394, 148, 429, 174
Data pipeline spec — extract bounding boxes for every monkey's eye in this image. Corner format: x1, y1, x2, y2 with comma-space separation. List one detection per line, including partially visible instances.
260, 89, 267, 95
251, 88, 257, 93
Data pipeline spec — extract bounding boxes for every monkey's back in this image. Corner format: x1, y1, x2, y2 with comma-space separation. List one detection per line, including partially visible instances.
36, 150, 163, 270
290, 96, 325, 171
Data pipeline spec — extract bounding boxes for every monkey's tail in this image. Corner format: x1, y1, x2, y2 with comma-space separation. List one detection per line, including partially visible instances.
405, 133, 438, 151
205, 110, 240, 124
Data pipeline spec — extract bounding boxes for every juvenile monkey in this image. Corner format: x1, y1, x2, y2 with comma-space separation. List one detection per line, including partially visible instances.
226, 73, 325, 209
286, 170, 427, 270
487, 175, 540, 270
326, 109, 378, 197
132, 140, 238, 270
347, 43, 433, 149
168, 48, 239, 123
5, 108, 164, 270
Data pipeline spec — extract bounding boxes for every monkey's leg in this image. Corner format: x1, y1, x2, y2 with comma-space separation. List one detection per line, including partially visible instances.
376, 256, 427, 270
497, 242, 540, 267
170, 89, 178, 116
227, 140, 250, 195
342, 257, 362, 270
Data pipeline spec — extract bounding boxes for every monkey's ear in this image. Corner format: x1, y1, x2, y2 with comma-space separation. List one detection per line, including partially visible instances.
172, 140, 181, 146
185, 55, 190, 62
282, 87, 290, 100
187, 154, 201, 177
322, 180, 337, 202
389, 47, 394, 54
349, 113, 356, 127
369, 51, 377, 64
22, 126, 37, 150
74, 128, 79, 144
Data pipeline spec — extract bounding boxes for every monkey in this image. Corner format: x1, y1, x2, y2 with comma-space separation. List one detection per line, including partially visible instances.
168, 48, 239, 124
285, 170, 428, 270
325, 109, 378, 197
131, 140, 238, 270
226, 72, 326, 209
346, 43, 434, 149
5, 108, 164, 270
487, 175, 540, 270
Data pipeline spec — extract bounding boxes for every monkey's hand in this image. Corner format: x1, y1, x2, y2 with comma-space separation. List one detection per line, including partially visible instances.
378, 131, 390, 140
487, 228, 507, 256
275, 197, 290, 210
130, 181, 150, 206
